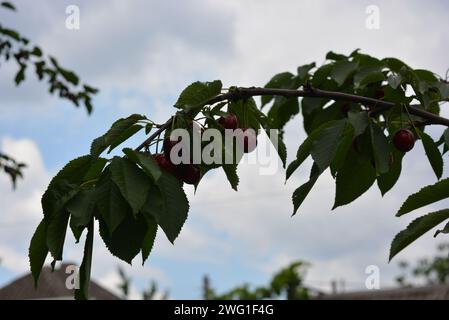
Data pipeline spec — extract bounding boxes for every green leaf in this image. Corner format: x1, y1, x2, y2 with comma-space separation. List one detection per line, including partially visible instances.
1, 2, 16, 10
48, 156, 97, 185
95, 169, 130, 233
307, 103, 342, 134
434, 221, 449, 238
387, 74, 402, 89
286, 121, 338, 180
354, 67, 385, 88
228, 98, 261, 130
74, 221, 94, 300
222, 164, 239, 191
99, 214, 148, 264
66, 189, 97, 233
333, 149, 376, 209
31, 46, 42, 57
141, 216, 158, 265
83, 157, 108, 182
413, 69, 439, 83
175, 80, 222, 110
389, 209, 449, 261
383, 86, 411, 105
370, 122, 390, 175
443, 128, 449, 149
396, 178, 449, 216
419, 130, 443, 180
29, 219, 48, 287
286, 159, 301, 181
39, 164, 79, 261
326, 51, 347, 61
14, 65, 26, 85
330, 124, 354, 175
84, 99, 93, 114
141, 173, 189, 243
286, 138, 314, 181
210, 101, 227, 116
90, 114, 146, 157
352, 52, 383, 69
69, 217, 84, 244
145, 123, 153, 134
296, 63, 316, 82
382, 57, 410, 72
41, 156, 103, 248
83, 85, 99, 94
267, 96, 299, 129
311, 119, 347, 172
262, 126, 287, 168
58, 67, 79, 85
312, 64, 333, 87
330, 61, 358, 86
435, 82, 449, 100
261, 72, 295, 107
40, 178, 78, 262
0, 27, 20, 40
108, 125, 142, 153
46, 209, 70, 261
42, 180, 78, 219
110, 157, 151, 216
422, 91, 441, 114
347, 111, 369, 136
49, 56, 60, 68
301, 97, 326, 115
377, 149, 404, 196
292, 163, 321, 215
122, 148, 162, 182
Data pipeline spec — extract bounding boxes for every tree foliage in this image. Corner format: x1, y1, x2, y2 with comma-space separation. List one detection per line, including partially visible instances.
203, 261, 310, 300
0, 152, 25, 188
116, 266, 168, 300
396, 243, 449, 287
24, 48, 449, 300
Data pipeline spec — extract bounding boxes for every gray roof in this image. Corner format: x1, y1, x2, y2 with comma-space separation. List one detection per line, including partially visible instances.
0, 263, 120, 300
314, 284, 449, 300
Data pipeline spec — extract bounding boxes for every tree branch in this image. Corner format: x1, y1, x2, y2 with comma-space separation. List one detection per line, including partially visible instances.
134, 117, 173, 152
135, 87, 449, 151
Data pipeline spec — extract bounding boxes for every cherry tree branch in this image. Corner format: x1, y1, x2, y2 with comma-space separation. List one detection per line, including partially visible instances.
135, 117, 173, 151
135, 87, 449, 151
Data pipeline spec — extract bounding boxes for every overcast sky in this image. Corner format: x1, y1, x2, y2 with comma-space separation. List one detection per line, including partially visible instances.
1, 0, 449, 299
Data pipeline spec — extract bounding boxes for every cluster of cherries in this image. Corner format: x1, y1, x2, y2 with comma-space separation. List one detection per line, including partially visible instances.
218, 113, 258, 154
153, 113, 258, 185
153, 108, 415, 183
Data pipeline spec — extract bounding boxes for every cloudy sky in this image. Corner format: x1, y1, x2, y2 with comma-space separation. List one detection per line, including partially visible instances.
1, 0, 449, 299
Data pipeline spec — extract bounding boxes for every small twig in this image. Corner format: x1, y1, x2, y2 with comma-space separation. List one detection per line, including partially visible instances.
404, 104, 422, 139
134, 117, 172, 152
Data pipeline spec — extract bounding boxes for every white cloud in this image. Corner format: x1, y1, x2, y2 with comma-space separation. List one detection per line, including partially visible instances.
0, 137, 49, 227
154, 224, 233, 264
0, 137, 49, 275
0, 245, 30, 272
37, 0, 236, 96
1, 0, 236, 119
